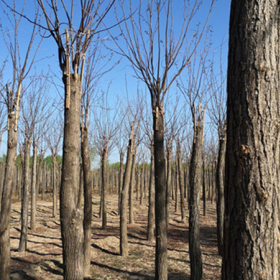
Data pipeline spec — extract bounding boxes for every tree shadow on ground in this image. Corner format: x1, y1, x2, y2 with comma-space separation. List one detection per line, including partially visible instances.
91, 261, 154, 279
91, 242, 119, 256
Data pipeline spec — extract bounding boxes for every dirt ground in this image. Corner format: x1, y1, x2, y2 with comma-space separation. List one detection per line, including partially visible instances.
9, 194, 221, 279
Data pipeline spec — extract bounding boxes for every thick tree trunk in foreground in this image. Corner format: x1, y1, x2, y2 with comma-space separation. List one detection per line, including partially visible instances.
216, 137, 226, 256
189, 124, 204, 280
81, 126, 92, 277
147, 146, 155, 242
222, 1, 280, 279
120, 124, 134, 257
60, 75, 84, 280
0, 114, 18, 280
153, 105, 167, 280
19, 138, 31, 252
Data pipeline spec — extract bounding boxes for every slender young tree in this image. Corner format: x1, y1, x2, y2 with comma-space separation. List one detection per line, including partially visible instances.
0, 1, 42, 277
208, 45, 227, 256
111, 1, 214, 278
223, 1, 280, 279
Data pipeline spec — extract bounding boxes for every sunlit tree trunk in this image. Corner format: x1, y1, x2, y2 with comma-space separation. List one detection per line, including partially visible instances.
30, 141, 38, 230
222, 1, 280, 279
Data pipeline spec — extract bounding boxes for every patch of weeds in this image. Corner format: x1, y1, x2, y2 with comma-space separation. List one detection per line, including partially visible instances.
93, 201, 100, 205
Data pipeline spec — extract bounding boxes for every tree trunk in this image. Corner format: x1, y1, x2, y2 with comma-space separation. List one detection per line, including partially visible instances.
81, 126, 92, 277
0, 113, 18, 280
30, 142, 38, 231
153, 105, 167, 280
177, 141, 185, 223
189, 123, 204, 280
216, 137, 226, 256
129, 145, 138, 224
166, 142, 172, 230
60, 74, 84, 280
118, 151, 124, 214
147, 145, 155, 242
19, 138, 31, 252
101, 147, 108, 230
222, 1, 280, 279
52, 155, 58, 218
202, 158, 207, 217
120, 124, 134, 257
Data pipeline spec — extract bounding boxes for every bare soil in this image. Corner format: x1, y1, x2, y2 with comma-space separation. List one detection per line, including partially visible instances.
9, 194, 221, 279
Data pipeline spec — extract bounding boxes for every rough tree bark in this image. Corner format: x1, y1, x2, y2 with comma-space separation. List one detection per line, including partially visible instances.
0, 113, 17, 279
153, 105, 167, 280
129, 145, 138, 224
189, 122, 205, 280
60, 75, 84, 280
222, 1, 280, 279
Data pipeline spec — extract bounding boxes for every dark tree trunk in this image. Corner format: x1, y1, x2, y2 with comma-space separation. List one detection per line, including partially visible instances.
222, 1, 280, 279
101, 147, 108, 230
189, 123, 204, 280
81, 126, 92, 277
216, 137, 226, 256
0, 114, 18, 280
147, 145, 155, 242
120, 124, 134, 257
19, 138, 31, 252
60, 75, 84, 280
153, 105, 167, 280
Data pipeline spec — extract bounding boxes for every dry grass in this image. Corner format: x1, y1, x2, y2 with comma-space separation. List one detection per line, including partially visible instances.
9, 194, 221, 279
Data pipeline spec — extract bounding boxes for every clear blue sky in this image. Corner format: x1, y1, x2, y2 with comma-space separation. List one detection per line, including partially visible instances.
0, 0, 231, 162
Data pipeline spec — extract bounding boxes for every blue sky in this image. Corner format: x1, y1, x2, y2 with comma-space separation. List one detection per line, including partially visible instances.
0, 0, 231, 162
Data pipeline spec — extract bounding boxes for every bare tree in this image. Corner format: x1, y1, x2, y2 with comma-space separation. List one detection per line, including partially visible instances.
177, 35, 213, 280
31, 1, 116, 278
111, 1, 214, 278
0, 1, 42, 277
93, 92, 120, 230
208, 45, 226, 256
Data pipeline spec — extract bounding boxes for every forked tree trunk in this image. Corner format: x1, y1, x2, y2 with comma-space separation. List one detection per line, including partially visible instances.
0, 114, 18, 280
81, 126, 92, 277
147, 145, 155, 242
19, 138, 31, 252
120, 124, 134, 257
189, 123, 204, 280
153, 104, 167, 280
31, 142, 38, 230
222, 1, 280, 279
216, 137, 226, 256
60, 74, 84, 280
